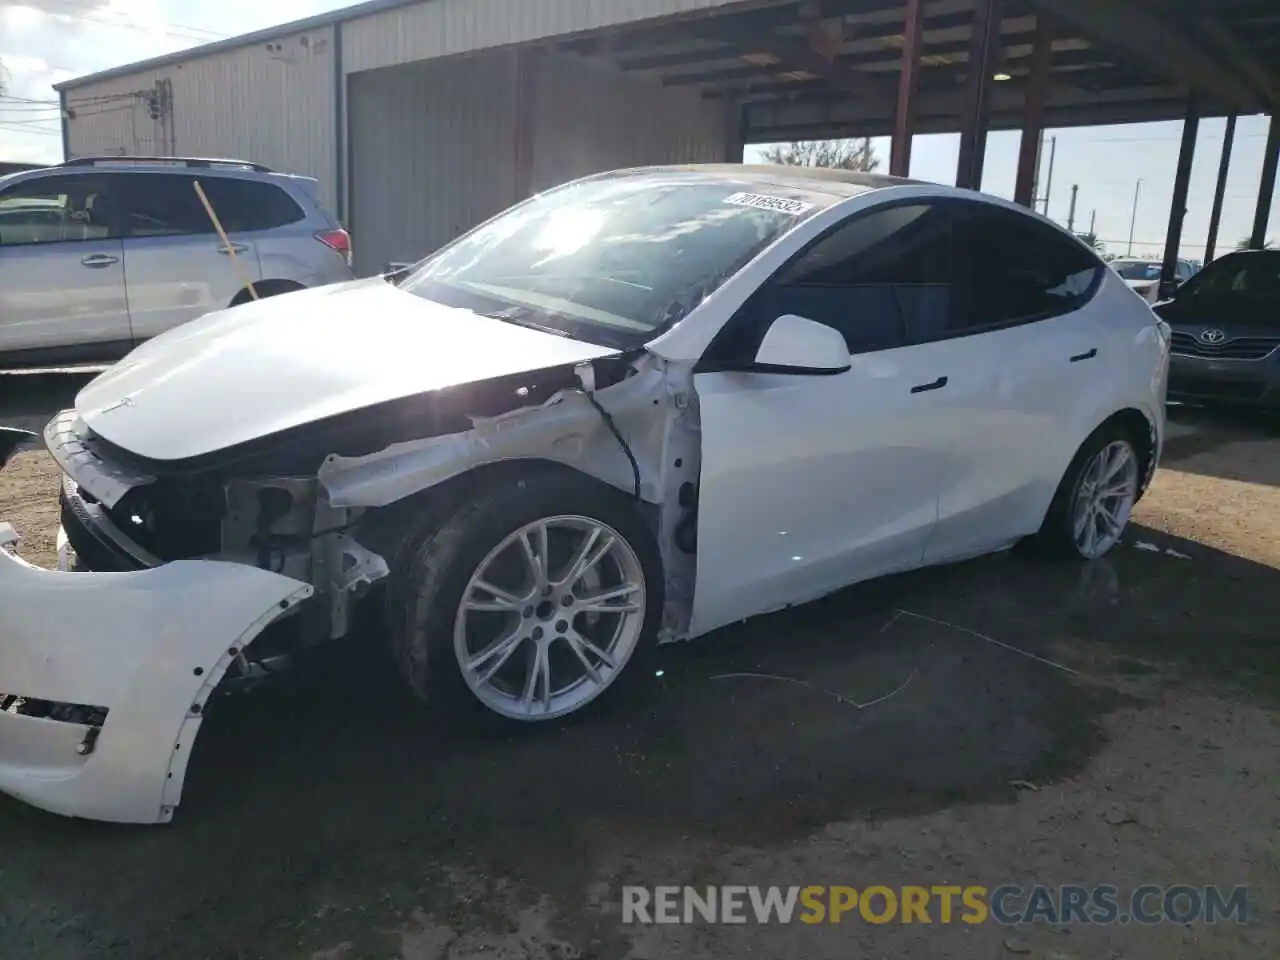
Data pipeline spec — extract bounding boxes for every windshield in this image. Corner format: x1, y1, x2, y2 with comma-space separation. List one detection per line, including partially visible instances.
399, 171, 844, 348
1114, 261, 1162, 281
1178, 252, 1280, 317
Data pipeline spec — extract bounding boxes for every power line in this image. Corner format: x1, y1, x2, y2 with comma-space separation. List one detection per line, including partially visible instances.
1061, 132, 1270, 145
26, 0, 226, 42
0, 93, 60, 105
0, 121, 59, 136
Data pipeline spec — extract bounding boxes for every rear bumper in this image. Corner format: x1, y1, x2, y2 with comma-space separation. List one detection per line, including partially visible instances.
1168, 352, 1280, 406
0, 523, 311, 824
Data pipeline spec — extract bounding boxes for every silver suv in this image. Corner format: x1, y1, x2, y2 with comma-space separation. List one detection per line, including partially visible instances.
0, 156, 354, 367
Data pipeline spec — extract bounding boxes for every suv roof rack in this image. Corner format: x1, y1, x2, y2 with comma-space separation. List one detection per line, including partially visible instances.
60, 156, 275, 173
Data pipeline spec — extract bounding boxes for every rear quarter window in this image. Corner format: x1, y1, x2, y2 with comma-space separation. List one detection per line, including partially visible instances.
201, 178, 306, 232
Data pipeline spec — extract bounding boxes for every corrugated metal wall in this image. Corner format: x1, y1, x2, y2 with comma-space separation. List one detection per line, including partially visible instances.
530, 54, 726, 193
347, 52, 520, 275
347, 49, 728, 275
342, 0, 756, 74
64, 26, 338, 211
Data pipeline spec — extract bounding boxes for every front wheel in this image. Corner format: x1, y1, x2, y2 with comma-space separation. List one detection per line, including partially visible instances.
1034, 426, 1141, 561
385, 471, 663, 728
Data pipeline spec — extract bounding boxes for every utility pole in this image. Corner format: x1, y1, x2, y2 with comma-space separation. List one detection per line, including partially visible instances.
1127, 178, 1143, 255
1067, 184, 1078, 232
1039, 135, 1057, 216
1089, 209, 1096, 234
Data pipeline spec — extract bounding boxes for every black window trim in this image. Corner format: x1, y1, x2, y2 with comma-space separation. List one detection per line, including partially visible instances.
0, 172, 124, 248
696, 194, 1106, 374
116, 170, 304, 240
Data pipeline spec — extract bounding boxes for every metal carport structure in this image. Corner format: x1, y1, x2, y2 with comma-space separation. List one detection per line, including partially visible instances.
55, 0, 1280, 279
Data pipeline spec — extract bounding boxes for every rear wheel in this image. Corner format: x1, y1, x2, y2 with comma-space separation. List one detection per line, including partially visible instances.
385, 471, 662, 729
1033, 424, 1141, 561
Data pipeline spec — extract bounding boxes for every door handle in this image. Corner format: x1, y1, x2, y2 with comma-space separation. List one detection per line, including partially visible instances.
910, 376, 949, 394
1070, 348, 1098, 363
80, 253, 119, 268
217, 243, 249, 255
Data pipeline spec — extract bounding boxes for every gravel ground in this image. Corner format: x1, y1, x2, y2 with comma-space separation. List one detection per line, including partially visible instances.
1, 373, 1278, 960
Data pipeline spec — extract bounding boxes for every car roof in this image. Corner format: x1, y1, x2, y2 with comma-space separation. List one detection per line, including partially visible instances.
591, 163, 925, 199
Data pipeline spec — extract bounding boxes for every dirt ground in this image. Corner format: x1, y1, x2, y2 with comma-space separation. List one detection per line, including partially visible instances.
1, 372, 1278, 960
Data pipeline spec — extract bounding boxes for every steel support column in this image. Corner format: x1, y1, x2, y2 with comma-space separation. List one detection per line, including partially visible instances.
1250, 112, 1280, 249
890, 0, 925, 177
1203, 112, 1236, 264
724, 95, 745, 163
956, 0, 1002, 189
1160, 98, 1199, 300
1014, 16, 1052, 206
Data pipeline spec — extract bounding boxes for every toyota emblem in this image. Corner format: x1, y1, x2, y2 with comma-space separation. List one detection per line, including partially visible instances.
1199, 328, 1227, 345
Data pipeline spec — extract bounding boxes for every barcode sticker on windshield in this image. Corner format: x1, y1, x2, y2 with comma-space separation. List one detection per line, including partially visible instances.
723, 192, 814, 216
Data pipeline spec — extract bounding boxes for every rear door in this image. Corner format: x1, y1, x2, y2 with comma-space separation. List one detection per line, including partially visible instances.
0, 172, 130, 356
690, 201, 957, 637
118, 171, 264, 341
921, 200, 1107, 564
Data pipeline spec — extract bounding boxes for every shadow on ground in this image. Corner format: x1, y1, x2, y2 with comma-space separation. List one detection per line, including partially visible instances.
0, 372, 98, 433
3, 515, 1277, 959
1163, 403, 1280, 486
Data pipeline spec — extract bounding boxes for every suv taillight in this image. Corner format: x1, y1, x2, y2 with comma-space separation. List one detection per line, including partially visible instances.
316, 228, 352, 267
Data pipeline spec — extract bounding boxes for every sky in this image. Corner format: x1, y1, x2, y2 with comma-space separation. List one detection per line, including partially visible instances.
2, 0, 1277, 259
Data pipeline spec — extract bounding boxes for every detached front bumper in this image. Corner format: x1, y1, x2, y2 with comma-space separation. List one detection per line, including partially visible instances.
0, 522, 312, 824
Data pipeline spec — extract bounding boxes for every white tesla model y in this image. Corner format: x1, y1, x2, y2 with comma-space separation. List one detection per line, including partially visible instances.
3, 165, 1169, 824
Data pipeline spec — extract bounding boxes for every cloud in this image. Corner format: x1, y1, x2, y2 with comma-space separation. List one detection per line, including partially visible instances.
2, 0, 341, 162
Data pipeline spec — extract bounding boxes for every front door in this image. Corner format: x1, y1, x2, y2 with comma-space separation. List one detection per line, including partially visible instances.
687, 201, 962, 638
118, 171, 263, 341
691, 344, 953, 638
0, 173, 130, 357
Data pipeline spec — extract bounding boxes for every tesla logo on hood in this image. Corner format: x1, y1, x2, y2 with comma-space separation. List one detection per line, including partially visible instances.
98, 396, 136, 414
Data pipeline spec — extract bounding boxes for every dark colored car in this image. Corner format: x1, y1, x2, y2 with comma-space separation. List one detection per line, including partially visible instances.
1155, 249, 1280, 408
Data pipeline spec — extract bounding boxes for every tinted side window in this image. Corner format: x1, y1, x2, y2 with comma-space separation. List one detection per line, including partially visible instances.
123, 173, 215, 238
0, 175, 119, 245
200, 178, 305, 232
765, 203, 953, 353
952, 203, 1101, 330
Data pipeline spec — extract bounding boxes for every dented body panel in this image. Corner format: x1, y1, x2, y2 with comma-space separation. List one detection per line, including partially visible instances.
0, 525, 312, 823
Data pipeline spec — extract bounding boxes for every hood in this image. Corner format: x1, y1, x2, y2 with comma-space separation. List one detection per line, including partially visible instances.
76, 278, 620, 463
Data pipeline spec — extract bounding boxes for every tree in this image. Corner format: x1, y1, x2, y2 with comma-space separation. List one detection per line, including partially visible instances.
1235, 236, 1273, 251
759, 138, 880, 172
1075, 231, 1106, 254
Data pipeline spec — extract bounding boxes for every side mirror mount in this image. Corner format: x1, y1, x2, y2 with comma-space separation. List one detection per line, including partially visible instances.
751, 314, 851, 375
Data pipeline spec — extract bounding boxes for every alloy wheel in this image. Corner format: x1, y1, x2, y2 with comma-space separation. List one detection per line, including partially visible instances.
452, 515, 646, 720
1071, 440, 1139, 560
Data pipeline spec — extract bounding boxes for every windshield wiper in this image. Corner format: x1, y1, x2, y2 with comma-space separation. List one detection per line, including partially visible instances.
480, 306, 573, 338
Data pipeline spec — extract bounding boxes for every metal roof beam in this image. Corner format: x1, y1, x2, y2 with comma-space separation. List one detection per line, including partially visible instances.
1197, 18, 1280, 108
1023, 0, 1261, 110
687, 21, 895, 102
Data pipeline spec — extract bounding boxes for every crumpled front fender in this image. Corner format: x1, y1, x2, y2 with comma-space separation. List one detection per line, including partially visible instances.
0, 531, 312, 824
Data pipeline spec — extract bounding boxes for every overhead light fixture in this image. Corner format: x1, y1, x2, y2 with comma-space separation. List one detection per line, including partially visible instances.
993, 72, 1012, 81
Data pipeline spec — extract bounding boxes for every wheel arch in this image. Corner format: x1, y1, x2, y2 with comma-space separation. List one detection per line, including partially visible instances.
355, 457, 662, 566
1096, 406, 1159, 501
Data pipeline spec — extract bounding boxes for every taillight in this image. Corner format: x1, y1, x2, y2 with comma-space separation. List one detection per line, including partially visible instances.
316, 228, 352, 267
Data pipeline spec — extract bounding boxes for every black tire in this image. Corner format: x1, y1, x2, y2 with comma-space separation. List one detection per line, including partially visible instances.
1029, 420, 1141, 561
384, 467, 664, 733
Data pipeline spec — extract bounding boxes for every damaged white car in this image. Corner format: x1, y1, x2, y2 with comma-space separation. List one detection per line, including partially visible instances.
2, 165, 1169, 825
